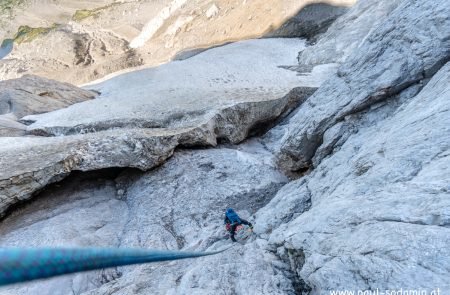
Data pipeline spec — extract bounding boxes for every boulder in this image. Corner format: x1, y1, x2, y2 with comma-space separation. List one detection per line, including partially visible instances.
0, 75, 95, 136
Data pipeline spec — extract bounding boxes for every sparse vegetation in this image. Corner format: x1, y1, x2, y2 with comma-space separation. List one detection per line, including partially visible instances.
72, 2, 123, 22
72, 9, 100, 22
13, 24, 58, 44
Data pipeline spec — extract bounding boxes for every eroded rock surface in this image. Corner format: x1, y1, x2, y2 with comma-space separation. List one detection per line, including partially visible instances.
0, 145, 294, 295
257, 60, 450, 293
280, 0, 450, 171
0, 171, 127, 294
0, 38, 331, 218
0, 0, 449, 294
252, 0, 450, 292
297, 0, 403, 67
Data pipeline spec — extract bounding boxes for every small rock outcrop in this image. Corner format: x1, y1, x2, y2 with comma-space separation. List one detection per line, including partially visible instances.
0, 75, 95, 136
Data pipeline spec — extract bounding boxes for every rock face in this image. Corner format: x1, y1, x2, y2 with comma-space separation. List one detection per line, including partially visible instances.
280, 0, 450, 171
0, 0, 449, 294
0, 75, 95, 136
0, 171, 128, 294
297, 0, 403, 67
257, 61, 450, 292
0, 38, 331, 218
256, 0, 450, 292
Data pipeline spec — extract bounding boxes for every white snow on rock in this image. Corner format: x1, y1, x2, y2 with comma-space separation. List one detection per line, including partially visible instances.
24, 38, 332, 135
0, 38, 336, 218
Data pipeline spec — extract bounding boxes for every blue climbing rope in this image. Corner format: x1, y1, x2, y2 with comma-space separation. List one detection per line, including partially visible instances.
0, 247, 228, 286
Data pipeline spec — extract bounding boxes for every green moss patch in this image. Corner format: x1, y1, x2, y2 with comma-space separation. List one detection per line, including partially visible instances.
72, 9, 99, 22
13, 24, 57, 44
72, 2, 123, 22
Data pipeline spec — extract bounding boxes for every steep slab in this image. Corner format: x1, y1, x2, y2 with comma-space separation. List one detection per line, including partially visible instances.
279, 0, 450, 171
297, 0, 404, 67
259, 60, 450, 293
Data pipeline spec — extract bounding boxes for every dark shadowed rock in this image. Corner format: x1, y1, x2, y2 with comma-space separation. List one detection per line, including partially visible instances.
267, 3, 349, 39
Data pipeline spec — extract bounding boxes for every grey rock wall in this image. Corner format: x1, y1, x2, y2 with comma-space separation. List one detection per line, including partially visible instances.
0, 0, 449, 294
262, 61, 450, 293
279, 0, 450, 172
297, 0, 403, 67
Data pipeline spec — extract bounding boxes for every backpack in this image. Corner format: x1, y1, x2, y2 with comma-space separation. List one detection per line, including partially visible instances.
226, 208, 241, 224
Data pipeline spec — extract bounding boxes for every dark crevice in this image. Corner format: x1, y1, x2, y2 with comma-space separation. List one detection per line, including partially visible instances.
273, 247, 312, 295
0, 167, 125, 222
250, 87, 318, 140
229, 183, 287, 215
161, 209, 186, 250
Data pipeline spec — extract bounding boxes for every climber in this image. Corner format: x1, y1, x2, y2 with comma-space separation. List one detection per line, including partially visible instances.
224, 208, 253, 242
